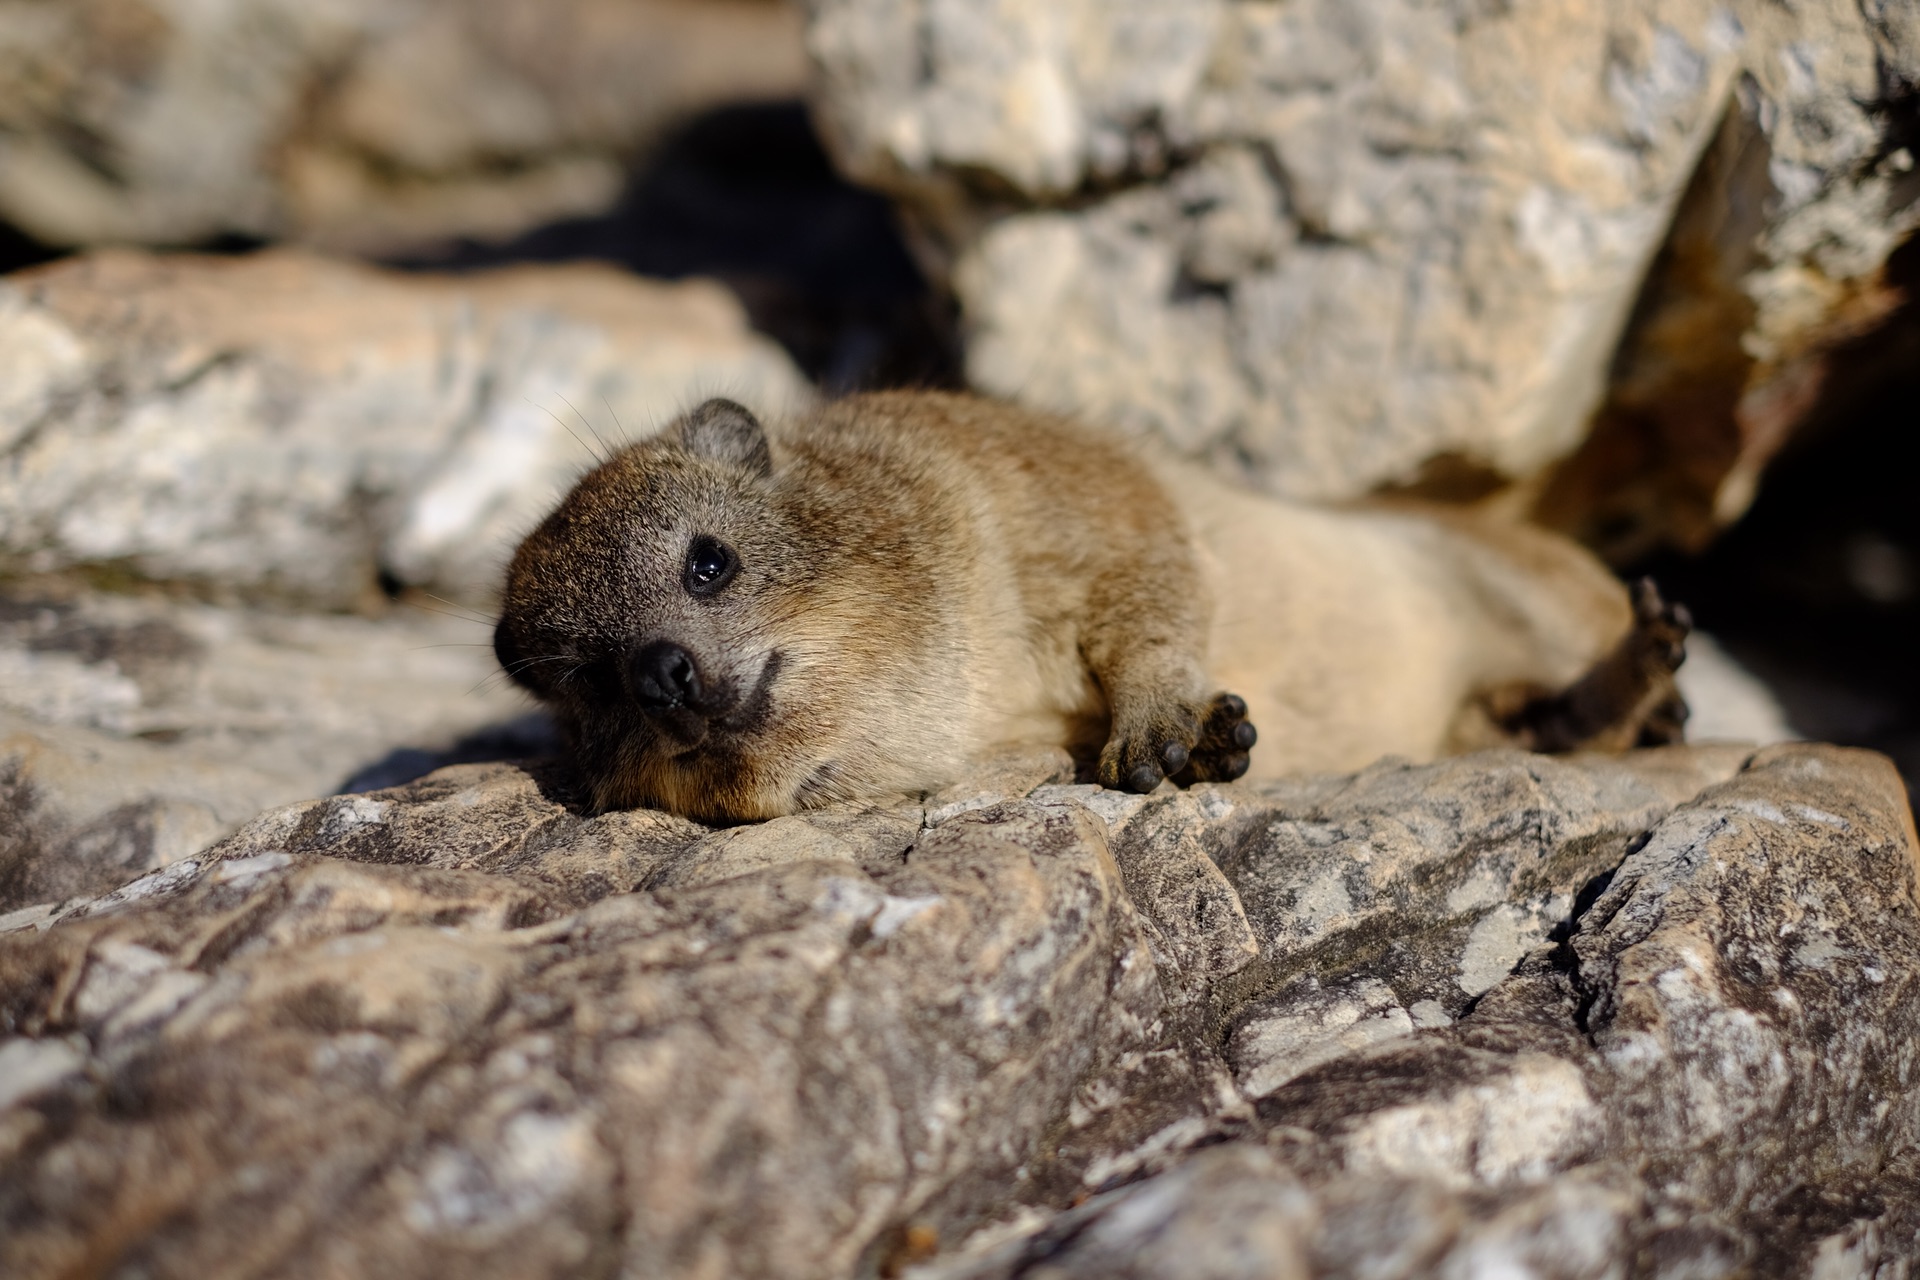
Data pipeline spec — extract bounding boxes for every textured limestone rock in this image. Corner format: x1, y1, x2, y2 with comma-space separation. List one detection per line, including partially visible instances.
806, 0, 1920, 533
0, 784, 1158, 1279
921, 745, 1920, 1277
0, 249, 809, 605
0, 0, 806, 254
3, 742, 1914, 1276
0, 580, 529, 912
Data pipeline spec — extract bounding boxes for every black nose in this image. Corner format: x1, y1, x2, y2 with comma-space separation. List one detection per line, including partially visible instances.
631, 640, 704, 711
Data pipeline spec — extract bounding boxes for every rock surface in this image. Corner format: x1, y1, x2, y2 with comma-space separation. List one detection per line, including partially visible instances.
805, 0, 1920, 539
4, 741, 1916, 1276
0, 578, 530, 913
0, 249, 809, 606
926, 745, 1920, 1277
0, 0, 806, 254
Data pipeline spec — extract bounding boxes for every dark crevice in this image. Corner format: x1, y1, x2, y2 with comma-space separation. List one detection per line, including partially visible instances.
0, 220, 68, 275
1533, 85, 1776, 563
1547, 867, 1617, 947
1549, 874, 1616, 1038
386, 101, 963, 397
1169, 265, 1231, 304
1625, 230, 1920, 801
1870, 85, 1920, 218
374, 566, 406, 601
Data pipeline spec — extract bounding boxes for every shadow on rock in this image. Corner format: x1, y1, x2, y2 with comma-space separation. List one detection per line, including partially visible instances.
338, 712, 566, 796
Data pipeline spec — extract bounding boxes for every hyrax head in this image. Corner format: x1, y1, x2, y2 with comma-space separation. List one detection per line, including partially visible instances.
495, 399, 811, 821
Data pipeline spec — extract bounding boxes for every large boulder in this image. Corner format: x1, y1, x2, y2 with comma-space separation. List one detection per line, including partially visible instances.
804, 0, 1920, 549
3, 741, 1915, 1275
0, 0, 806, 254
0, 248, 809, 606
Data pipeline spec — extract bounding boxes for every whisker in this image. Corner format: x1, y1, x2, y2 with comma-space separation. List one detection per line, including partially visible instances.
528, 397, 607, 466
399, 592, 497, 628
601, 395, 630, 448
470, 652, 574, 696
470, 671, 525, 697
504, 654, 575, 675
403, 602, 490, 627
420, 590, 496, 621
557, 392, 614, 463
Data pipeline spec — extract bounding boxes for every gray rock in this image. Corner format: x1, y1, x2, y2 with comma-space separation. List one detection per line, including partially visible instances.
917, 1143, 1648, 1280
918, 745, 1920, 1277
0, 580, 529, 911
805, 0, 1920, 525
4, 741, 1913, 1274
0, 0, 806, 254
0, 250, 809, 606
0, 786, 1160, 1279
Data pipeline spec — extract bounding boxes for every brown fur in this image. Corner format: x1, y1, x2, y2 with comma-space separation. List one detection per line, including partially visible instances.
496, 392, 1684, 821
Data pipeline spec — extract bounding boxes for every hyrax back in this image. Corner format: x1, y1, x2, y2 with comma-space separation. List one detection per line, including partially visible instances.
496, 392, 1684, 821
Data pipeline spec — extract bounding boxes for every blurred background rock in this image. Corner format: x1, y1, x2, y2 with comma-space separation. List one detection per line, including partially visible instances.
1, 0, 1916, 895
0, 0, 808, 253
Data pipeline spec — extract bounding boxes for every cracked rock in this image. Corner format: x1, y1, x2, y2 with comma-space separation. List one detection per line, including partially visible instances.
4, 742, 1914, 1274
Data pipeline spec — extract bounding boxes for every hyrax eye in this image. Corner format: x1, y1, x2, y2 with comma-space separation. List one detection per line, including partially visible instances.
684, 535, 739, 597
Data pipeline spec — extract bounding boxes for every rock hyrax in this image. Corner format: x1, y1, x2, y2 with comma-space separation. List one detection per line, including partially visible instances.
495, 392, 1687, 821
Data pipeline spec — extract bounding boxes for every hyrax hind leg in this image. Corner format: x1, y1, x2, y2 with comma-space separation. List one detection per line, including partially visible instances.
1490, 578, 1693, 753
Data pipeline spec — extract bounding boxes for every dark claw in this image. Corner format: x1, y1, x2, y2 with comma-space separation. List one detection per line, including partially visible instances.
1126, 763, 1161, 793
1218, 693, 1247, 719
1161, 741, 1190, 771
1220, 752, 1250, 781
1231, 720, 1257, 749
1632, 577, 1662, 616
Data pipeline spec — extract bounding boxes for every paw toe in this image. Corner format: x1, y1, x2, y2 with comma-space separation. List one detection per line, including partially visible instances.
1631, 576, 1665, 620
1169, 690, 1259, 784
1125, 762, 1162, 794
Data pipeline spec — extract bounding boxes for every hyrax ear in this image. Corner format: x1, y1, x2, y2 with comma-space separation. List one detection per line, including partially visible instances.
670, 398, 772, 478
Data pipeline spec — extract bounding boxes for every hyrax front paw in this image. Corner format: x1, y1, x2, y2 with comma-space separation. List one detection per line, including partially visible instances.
1098, 691, 1258, 793
1173, 692, 1258, 784
1098, 698, 1197, 794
